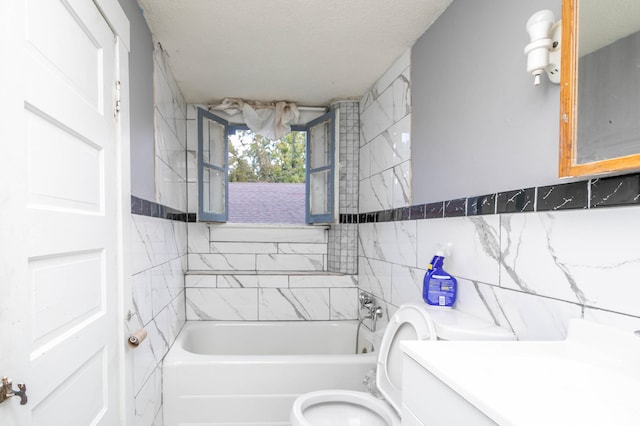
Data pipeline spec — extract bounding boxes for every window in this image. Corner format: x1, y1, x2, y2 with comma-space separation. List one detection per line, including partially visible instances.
197, 108, 337, 224
198, 108, 228, 222
305, 110, 336, 223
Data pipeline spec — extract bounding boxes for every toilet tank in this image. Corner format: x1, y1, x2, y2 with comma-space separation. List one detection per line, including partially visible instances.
424, 306, 516, 341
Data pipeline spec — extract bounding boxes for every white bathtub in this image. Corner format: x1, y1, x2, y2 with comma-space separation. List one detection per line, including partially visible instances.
163, 321, 377, 426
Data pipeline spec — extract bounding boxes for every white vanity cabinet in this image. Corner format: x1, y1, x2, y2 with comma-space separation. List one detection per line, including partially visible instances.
400, 319, 640, 426
401, 355, 497, 426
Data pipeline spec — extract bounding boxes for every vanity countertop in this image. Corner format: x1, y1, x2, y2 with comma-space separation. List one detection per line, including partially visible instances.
401, 319, 640, 426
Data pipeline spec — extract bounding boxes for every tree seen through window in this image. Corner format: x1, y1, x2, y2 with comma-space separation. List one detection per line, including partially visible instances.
228, 130, 306, 183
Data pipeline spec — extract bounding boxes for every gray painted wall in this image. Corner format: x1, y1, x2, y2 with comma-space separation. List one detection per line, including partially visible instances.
411, 0, 563, 204
118, 0, 156, 201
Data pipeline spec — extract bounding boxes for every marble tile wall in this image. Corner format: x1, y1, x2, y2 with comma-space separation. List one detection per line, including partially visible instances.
127, 45, 188, 426
358, 206, 640, 340
153, 45, 187, 212
356, 49, 413, 333
185, 100, 360, 317
186, 222, 359, 321
357, 48, 640, 340
128, 215, 187, 426
359, 49, 412, 214
328, 101, 360, 274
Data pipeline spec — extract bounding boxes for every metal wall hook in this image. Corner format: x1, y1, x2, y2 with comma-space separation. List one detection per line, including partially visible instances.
0, 377, 28, 405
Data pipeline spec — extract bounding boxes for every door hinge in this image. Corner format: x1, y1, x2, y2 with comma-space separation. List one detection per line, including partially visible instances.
114, 80, 121, 116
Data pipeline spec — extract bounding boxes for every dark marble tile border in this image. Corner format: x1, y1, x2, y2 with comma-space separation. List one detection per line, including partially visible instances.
425, 202, 444, 219
444, 198, 467, 217
409, 204, 426, 220
591, 174, 640, 208
497, 188, 535, 213
348, 172, 640, 224
467, 194, 496, 216
131, 196, 194, 222
537, 182, 588, 211
168, 173, 640, 225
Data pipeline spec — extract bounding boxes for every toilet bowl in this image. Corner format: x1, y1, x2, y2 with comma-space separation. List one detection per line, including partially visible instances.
294, 389, 400, 426
290, 304, 515, 426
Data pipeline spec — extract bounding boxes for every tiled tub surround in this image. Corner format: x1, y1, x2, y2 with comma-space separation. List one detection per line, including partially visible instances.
355, 48, 412, 332
184, 100, 361, 320
357, 173, 640, 340
186, 222, 359, 321
328, 101, 360, 274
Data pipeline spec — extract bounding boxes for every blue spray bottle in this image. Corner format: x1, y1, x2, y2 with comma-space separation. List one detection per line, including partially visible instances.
422, 250, 457, 307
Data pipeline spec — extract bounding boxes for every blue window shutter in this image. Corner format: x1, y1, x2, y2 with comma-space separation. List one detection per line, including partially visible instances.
305, 109, 337, 224
198, 107, 229, 222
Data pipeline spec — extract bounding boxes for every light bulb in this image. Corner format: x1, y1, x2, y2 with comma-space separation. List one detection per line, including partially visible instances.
526, 10, 555, 41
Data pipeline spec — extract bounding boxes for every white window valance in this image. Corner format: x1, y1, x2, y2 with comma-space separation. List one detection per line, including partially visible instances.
211, 98, 299, 140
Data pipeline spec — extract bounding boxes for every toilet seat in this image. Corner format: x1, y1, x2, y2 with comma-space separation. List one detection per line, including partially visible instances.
290, 304, 436, 426
375, 304, 437, 413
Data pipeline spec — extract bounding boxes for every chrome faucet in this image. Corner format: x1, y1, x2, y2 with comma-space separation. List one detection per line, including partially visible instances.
359, 292, 383, 331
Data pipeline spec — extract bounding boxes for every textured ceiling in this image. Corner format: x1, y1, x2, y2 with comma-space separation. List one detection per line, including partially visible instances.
136, 0, 453, 106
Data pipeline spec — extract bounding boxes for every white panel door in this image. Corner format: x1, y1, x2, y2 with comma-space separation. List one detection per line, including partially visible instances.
0, 0, 122, 424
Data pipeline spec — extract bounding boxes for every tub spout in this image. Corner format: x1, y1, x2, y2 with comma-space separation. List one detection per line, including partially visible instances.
362, 301, 383, 332
369, 306, 383, 332
355, 295, 384, 353
359, 292, 384, 332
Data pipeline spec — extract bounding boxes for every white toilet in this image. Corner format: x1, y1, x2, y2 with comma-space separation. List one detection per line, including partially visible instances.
290, 304, 515, 426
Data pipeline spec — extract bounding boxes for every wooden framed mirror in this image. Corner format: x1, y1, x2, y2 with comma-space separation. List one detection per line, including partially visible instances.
559, 0, 640, 177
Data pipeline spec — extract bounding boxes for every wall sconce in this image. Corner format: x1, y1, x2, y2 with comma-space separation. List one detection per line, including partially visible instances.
524, 10, 561, 85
